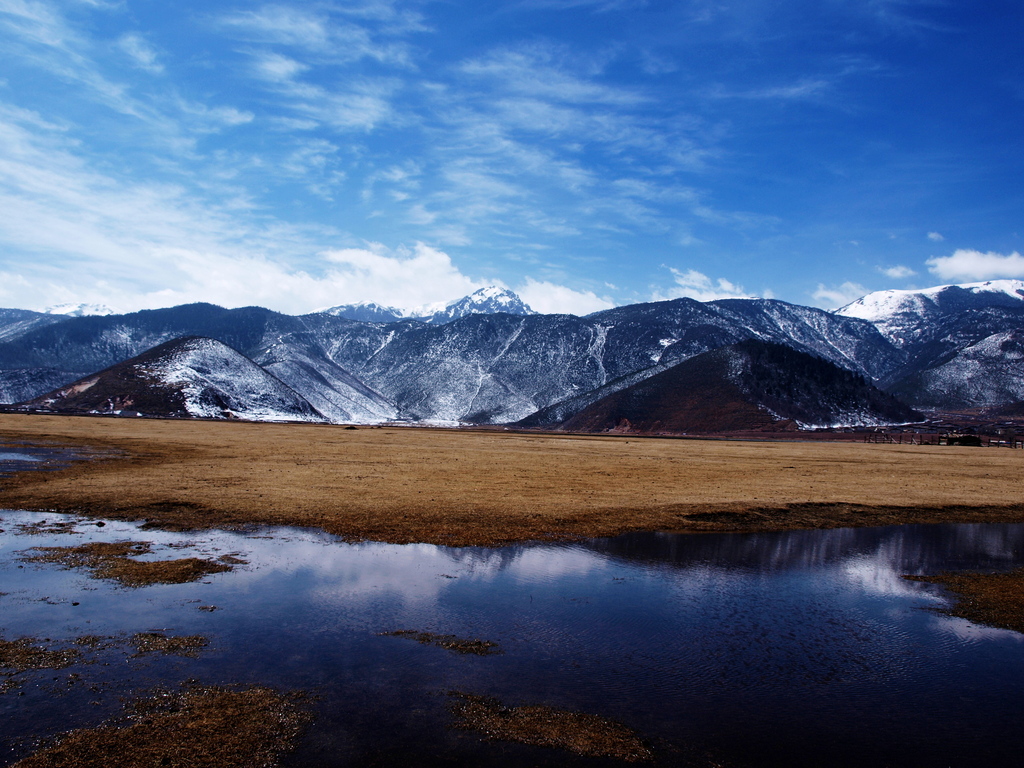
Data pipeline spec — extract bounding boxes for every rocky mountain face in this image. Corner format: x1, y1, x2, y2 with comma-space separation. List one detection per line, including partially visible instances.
22, 336, 325, 422
530, 340, 920, 434
1, 281, 1021, 427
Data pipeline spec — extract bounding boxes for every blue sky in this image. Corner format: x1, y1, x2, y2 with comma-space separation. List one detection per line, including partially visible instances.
0, 0, 1021, 315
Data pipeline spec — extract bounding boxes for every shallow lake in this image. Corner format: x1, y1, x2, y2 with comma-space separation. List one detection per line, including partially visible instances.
2, 511, 1024, 766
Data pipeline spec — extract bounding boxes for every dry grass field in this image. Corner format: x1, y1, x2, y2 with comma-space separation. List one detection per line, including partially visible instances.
1, 413, 1022, 546
2, 415, 1024, 548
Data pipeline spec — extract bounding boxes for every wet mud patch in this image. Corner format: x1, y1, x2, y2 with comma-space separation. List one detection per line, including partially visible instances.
448, 692, 653, 762
905, 567, 1024, 634
381, 630, 502, 656
18, 541, 233, 587
13, 519, 87, 536
129, 633, 209, 658
11, 685, 311, 768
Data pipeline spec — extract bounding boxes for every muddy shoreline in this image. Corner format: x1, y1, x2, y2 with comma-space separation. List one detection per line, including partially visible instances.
0, 413, 1022, 547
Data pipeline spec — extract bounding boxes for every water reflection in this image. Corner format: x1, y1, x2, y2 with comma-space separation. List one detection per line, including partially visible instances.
0, 443, 95, 476
2, 512, 1024, 767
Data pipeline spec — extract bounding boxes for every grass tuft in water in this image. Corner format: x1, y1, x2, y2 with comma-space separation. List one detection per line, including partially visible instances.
19, 541, 232, 587
381, 629, 502, 655
448, 692, 653, 762
12, 685, 310, 768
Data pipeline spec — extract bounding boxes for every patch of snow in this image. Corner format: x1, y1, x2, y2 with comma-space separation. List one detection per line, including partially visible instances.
45, 303, 118, 317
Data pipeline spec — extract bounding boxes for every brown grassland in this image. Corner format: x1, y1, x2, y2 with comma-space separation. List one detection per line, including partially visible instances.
0, 413, 1022, 547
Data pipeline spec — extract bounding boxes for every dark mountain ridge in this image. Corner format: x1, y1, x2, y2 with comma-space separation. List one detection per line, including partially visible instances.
529, 340, 920, 434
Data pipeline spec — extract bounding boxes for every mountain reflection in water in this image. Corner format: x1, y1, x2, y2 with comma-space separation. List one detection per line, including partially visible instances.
2, 512, 1024, 767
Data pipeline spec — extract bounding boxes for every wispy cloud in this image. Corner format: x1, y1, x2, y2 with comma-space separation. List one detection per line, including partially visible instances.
459, 44, 644, 106
652, 268, 753, 302
216, 4, 416, 66
812, 282, 868, 309
709, 78, 832, 101
117, 33, 163, 74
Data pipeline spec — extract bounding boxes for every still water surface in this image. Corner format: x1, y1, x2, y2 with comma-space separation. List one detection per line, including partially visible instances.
2, 511, 1024, 767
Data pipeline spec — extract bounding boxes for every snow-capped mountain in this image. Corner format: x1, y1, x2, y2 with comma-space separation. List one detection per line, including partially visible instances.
837, 280, 1024, 347
45, 303, 118, 317
835, 280, 1024, 408
21, 336, 325, 422
320, 287, 535, 325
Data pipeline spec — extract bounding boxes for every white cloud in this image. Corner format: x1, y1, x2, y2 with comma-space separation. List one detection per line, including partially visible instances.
516, 278, 615, 315
879, 265, 916, 279
652, 268, 752, 302
926, 249, 1024, 282
812, 281, 868, 309
927, 231, 944, 242
319, 242, 489, 311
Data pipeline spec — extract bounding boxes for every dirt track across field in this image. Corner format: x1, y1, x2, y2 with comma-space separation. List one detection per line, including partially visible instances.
0, 413, 1022, 547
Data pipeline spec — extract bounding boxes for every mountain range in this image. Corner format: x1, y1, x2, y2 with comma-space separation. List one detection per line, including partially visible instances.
0, 279, 1021, 432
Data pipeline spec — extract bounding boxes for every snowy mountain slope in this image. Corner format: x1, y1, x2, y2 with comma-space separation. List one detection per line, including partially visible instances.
256, 343, 399, 423
888, 330, 1024, 409
333, 313, 585, 423
0, 308, 63, 344
21, 336, 325, 422
0, 368, 85, 405
584, 297, 900, 383
0, 304, 392, 417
